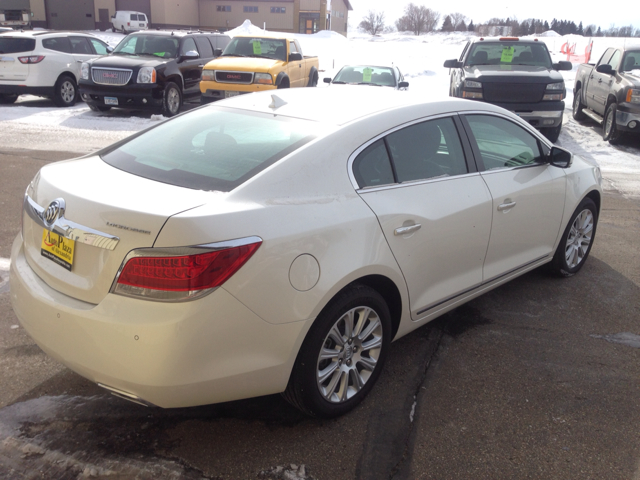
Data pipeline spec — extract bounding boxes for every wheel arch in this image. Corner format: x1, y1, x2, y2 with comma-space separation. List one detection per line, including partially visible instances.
585, 189, 602, 215
606, 94, 617, 109
275, 72, 289, 87
574, 80, 582, 93
308, 66, 318, 84
165, 75, 183, 91
56, 71, 78, 84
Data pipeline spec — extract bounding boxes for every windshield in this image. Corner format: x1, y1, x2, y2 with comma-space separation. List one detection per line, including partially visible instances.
621, 51, 640, 72
467, 42, 552, 68
113, 34, 178, 58
333, 66, 397, 86
101, 107, 319, 192
222, 37, 287, 61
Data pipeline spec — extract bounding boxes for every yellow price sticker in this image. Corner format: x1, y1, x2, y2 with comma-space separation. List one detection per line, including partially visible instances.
363, 68, 373, 83
41, 229, 75, 271
253, 41, 262, 55
501, 46, 515, 63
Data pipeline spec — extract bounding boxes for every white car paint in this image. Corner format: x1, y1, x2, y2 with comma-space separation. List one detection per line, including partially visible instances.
9, 87, 602, 414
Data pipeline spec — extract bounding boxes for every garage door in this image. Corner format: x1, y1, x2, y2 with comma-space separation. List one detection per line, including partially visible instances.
46, 0, 96, 30
115, 0, 151, 21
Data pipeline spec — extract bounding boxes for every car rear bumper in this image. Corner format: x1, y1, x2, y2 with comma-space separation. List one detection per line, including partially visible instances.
9, 235, 307, 408
78, 82, 164, 110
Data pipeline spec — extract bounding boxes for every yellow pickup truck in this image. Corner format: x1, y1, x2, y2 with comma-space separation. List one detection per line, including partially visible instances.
200, 36, 319, 103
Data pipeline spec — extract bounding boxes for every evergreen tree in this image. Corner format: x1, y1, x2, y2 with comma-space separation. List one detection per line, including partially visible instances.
596, 26, 602, 37
468, 20, 475, 32
441, 15, 454, 32
456, 20, 467, 32
577, 21, 584, 35
550, 19, 558, 32
544, 21, 550, 31
585, 26, 593, 36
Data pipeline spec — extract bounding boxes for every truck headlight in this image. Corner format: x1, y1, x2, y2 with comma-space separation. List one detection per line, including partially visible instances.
465, 80, 482, 88
627, 88, 640, 104
543, 93, 564, 101
254, 73, 273, 85
81, 62, 90, 80
137, 67, 156, 84
546, 82, 565, 90
201, 69, 215, 81
543, 82, 566, 101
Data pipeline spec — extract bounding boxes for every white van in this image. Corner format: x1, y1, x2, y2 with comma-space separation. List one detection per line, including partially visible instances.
111, 11, 148, 33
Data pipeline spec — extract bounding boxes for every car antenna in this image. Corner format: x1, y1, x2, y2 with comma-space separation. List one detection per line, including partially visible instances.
269, 95, 287, 109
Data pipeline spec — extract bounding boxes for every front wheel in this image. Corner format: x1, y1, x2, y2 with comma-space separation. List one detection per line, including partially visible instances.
549, 197, 598, 277
282, 285, 392, 418
161, 82, 182, 117
603, 103, 622, 144
572, 88, 587, 121
542, 123, 562, 143
53, 75, 77, 107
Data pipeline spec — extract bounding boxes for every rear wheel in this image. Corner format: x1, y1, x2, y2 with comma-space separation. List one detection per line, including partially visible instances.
603, 102, 622, 144
308, 71, 318, 87
282, 285, 391, 418
0, 94, 19, 104
53, 75, 77, 107
161, 82, 182, 117
572, 88, 587, 121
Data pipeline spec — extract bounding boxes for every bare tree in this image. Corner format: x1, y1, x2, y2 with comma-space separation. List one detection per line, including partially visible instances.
359, 10, 386, 35
395, 3, 440, 35
450, 12, 468, 30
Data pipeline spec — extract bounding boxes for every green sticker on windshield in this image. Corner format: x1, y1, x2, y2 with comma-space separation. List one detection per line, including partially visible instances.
501, 46, 514, 63
253, 41, 262, 55
362, 68, 373, 83
153, 52, 166, 57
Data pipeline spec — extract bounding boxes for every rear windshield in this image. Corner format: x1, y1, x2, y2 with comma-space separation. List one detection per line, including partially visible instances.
467, 42, 551, 68
0, 38, 35, 54
112, 34, 178, 58
101, 107, 318, 192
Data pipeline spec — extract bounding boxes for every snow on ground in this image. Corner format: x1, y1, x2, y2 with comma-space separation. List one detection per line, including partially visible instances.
1, 25, 639, 197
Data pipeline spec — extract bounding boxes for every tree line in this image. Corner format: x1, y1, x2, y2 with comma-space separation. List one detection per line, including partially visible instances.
358, 4, 640, 38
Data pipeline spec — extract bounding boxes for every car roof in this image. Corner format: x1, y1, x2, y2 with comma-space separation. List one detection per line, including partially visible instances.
115, 11, 147, 14
0, 30, 99, 38
132, 30, 228, 37
215, 87, 511, 126
471, 37, 546, 45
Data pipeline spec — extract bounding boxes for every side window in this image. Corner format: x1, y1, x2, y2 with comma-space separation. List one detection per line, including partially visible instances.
195, 36, 213, 57
180, 37, 198, 55
465, 115, 544, 170
42, 37, 71, 53
352, 140, 394, 188
70, 37, 93, 54
289, 41, 299, 54
607, 50, 622, 70
459, 41, 470, 61
386, 117, 468, 183
216, 36, 231, 50
89, 38, 109, 55
597, 48, 614, 67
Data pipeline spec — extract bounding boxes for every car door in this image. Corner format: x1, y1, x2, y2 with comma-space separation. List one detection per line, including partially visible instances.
69, 36, 95, 77
587, 49, 619, 114
288, 40, 304, 87
352, 115, 493, 319
461, 114, 566, 282
178, 36, 202, 95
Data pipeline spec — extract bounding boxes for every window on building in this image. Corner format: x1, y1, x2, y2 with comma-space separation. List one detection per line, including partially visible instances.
217, 6, 231, 12
270, 7, 286, 13
243, 6, 258, 13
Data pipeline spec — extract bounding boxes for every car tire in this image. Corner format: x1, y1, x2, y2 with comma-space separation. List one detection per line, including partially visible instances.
161, 82, 182, 117
549, 197, 598, 277
111, 26, 116, 32
542, 123, 562, 143
0, 94, 19, 104
603, 102, 622, 144
308, 71, 318, 87
88, 104, 111, 112
572, 88, 587, 121
277, 78, 290, 89
282, 284, 392, 418
53, 75, 77, 108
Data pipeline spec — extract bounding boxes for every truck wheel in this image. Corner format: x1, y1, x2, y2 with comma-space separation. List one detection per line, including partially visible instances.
162, 82, 182, 117
53, 75, 77, 107
0, 94, 18, 104
277, 78, 290, 89
603, 103, 622, 144
572, 88, 587, 121
308, 71, 318, 87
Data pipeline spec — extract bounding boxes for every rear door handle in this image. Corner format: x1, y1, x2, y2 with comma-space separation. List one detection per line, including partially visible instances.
394, 224, 421, 236
198, 64, 204, 68
498, 201, 516, 211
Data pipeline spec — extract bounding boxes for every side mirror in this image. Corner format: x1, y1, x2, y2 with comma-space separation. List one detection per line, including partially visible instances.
106, 46, 114, 53
553, 60, 573, 71
214, 48, 223, 57
179, 50, 199, 62
549, 146, 573, 168
323, 77, 331, 84
398, 81, 409, 88
595, 64, 614, 75
443, 59, 463, 68
288, 52, 303, 62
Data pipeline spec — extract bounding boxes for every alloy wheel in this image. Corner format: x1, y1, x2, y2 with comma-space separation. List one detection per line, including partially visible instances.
565, 208, 594, 269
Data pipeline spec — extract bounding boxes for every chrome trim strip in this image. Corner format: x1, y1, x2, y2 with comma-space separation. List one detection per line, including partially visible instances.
416, 254, 549, 316
91, 66, 133, 86
356, 172, 481, 194
515, 110, 563, 118
110, 235, 263, 302
24, 194, 120, 251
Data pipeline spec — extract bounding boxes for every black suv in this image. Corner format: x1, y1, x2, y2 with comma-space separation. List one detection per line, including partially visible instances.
79, 31, 230, 116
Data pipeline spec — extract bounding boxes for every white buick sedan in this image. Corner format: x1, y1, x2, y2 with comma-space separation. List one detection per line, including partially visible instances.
10, 87, 601, 417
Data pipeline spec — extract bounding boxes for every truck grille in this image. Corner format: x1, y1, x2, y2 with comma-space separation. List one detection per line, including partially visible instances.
92, 68, 133, 86
483, 83, 545, 103
215, 71, 254, 84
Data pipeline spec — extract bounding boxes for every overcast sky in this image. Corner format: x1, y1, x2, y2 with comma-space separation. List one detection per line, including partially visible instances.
346, 0, 640, 33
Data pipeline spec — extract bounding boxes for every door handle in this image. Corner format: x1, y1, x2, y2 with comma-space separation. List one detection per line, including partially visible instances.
394, 224, 421, 236
497, 201, 516, 211
598, 78, 602, 83
198, 64, 204, 68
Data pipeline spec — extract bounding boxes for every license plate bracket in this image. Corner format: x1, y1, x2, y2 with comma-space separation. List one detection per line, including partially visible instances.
104, 96, 119, 105
224, 91, 240, 98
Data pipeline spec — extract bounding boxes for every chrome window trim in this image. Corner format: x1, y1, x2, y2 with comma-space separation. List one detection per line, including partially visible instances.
24, 194, 120, 251
110, 235, 263, 303
347, 112, 470, 191
356, 171, 482, 194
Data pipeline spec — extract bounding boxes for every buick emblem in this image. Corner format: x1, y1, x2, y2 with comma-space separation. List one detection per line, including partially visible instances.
43, 198, 65, 227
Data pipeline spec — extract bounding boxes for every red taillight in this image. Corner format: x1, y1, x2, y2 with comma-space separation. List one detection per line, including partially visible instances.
18, 55, 45, 64
117, 242, 261, 293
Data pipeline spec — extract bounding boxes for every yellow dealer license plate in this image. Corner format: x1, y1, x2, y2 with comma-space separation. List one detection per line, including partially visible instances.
41, 230, 75, 271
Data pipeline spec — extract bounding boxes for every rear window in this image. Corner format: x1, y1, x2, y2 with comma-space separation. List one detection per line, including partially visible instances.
0, 38, 35, 54
101, 107, 319, 192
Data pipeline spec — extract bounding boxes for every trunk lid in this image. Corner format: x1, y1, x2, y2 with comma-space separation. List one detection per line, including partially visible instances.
0, 37, 34, 81
22, 156, 213, 304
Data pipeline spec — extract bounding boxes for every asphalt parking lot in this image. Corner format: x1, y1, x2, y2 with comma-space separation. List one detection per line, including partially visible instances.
1, 147, 639, 479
